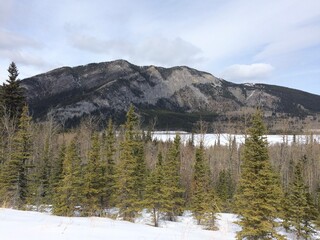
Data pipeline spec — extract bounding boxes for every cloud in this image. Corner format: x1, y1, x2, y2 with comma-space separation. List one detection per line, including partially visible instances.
136, 37, 204, 66
69, 34, 204, 67
221, 63, 274, 82
0, 30, 41, 50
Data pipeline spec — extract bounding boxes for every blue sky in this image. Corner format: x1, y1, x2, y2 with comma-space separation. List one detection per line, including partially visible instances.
1, 0, 320, 94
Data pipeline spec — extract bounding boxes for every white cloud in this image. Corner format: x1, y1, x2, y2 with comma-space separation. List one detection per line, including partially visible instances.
0, 30, 40, 50
1, 0, 320, 93
69, 34, 204, 67
221, 63, 274, 82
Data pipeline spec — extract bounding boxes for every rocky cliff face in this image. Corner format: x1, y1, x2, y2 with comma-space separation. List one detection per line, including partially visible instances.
21, 60, 320, 130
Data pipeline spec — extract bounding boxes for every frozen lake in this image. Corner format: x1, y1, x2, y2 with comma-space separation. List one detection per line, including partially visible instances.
152, 132, 320, 147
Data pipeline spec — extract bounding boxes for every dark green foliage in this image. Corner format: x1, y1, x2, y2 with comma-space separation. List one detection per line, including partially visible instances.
53, 140, 83, 216
35, 136, 52, 204
115, 105, 146, 221
234, 110, 284, 240
144, 152, 166, 227
216, 169, 235, 212
191, 142, 219, 227
49, 143, 65, 200
0, 62, 25, 119
82, 133, 105, 216
0, 105, 32, 208
103, 119, 116, 208
141, 109, 218, 132
161, 134, 185, 221
284, 160, 318, 239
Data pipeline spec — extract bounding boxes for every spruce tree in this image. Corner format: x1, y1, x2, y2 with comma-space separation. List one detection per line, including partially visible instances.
0, 105, 32, 208
115, 105, 146, 221
36, 136, 52, 204
53, 140, 83, 216
216, 169, 234, 212
234, 110, 284, 239
144, 152, 166, 227
49, 143, 65, 201
103, 119, 116, 208
82, 133, 105, 216
190, 142, 219, 227
0, 62, 25, 119
284, 160, 317, 239
162, 134, 185, 221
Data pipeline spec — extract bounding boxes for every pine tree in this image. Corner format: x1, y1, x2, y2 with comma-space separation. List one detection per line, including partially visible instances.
115, 105, 146, 221
103, 119, 116, 208
284, 160, 317, 239
190, 142, 219, 227
49, 143, 65, 201
162, 134, 185, 221
82, 133, 105, 216
234, 110, 284, 240
53, 140, 83, 216
216, 169, 234, 212
0, 105, 32, 208
36, 135, 52, 204
0, 62, 25, 119
144, 152, 166, 227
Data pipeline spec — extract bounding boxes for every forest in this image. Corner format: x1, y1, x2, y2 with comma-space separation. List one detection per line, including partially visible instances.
1, 62, 320, 239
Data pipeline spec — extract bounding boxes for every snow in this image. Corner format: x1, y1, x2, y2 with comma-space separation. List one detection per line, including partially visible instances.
0, 208, 318, 239
0, 208, 238, 240
152, 132, 320, 147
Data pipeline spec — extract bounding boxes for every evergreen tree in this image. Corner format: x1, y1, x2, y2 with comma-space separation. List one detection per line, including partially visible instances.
53, 140, 83, 216
82, 133, 105, 216
49, 143, 65, 200
103, 119, 116, 208
234, 110, 284, 240
216, 169, 234, 212
144, 152, 166, 227
162, 134, 185, 221
0, 105, 32, 208
190, 142, 219, 226
115, 105, 146, 221
36, 135, 52, 204
284, 160, 317, 239
0, 62, 25, 119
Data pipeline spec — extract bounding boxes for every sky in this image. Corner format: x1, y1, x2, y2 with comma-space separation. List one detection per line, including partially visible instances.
0, 0, 320, 94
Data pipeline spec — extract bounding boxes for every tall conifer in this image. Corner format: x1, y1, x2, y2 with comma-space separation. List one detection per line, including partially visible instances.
103, 119, 116, 208
234, 110, 283, 239
144, 152, 166, 227
0, 62, 25, 119
284, 160, 317, 239
0, 105, 32, 208
53, 140, 83, 216
82, 133, 105, 216
115, 105, 146, 221
162, 134, 185, 221
191, 142, 219, 226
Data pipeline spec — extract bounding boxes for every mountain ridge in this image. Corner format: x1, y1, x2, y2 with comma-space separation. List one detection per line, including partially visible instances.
20, 59, 320, 132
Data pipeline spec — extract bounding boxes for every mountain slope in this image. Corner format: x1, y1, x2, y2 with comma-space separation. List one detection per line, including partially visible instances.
21, 60, 320, 130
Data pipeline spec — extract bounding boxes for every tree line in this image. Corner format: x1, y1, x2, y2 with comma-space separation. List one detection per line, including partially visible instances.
0, 62, 320, 239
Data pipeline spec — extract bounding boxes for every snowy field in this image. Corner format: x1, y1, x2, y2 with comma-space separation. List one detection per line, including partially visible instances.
0, 208, 239, 240
0, 208, 310, 240
152, 132, 320, 147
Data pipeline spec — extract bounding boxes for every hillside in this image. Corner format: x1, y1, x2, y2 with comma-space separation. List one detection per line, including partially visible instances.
20, 60, 320, 131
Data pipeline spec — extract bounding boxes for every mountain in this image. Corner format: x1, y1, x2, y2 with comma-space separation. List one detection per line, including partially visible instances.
21, 60, 320, 131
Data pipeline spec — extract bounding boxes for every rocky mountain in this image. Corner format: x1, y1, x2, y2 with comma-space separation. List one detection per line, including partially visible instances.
21, 60, 320, 131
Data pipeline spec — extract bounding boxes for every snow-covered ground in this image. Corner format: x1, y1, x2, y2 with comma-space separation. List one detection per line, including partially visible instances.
0, 208, 239, 240
0, 208, 318, 239
152, 132, 320, 147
